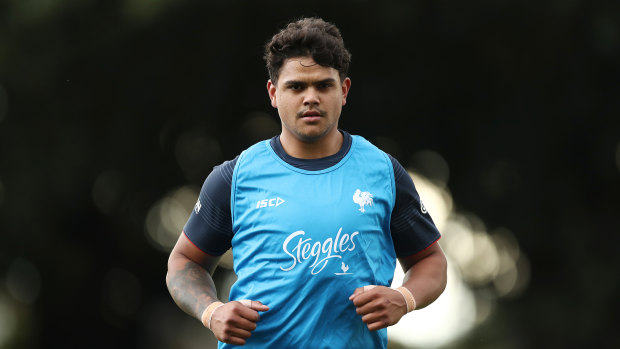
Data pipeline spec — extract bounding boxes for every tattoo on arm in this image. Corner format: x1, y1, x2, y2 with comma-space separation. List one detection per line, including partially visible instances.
167, 259, 219, 320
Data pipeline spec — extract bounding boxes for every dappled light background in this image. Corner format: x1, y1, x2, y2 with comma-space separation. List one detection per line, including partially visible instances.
1, 1, 619, 348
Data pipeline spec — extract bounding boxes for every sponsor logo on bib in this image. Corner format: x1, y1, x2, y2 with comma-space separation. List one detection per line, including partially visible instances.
280, 227, 358, 275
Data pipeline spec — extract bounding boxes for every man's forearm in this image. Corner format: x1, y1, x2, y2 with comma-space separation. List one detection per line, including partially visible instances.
166, 256, 219, 321
401, 250, 447, 310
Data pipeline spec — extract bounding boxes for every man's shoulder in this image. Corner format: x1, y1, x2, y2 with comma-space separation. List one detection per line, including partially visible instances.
347, 134, 409, 184
348, 134, 394, 165
200, 155, 240, 192
214, 156, 239, 180
350, 134, 388, 154
236, 139, 273, 163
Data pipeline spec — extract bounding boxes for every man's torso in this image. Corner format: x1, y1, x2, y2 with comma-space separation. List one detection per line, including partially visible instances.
225, 135, 396, 348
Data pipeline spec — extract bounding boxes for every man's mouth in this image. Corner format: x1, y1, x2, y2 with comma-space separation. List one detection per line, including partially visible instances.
300, 110, 323, 121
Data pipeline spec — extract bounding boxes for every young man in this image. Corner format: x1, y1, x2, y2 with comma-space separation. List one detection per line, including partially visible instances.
166, 17, 447, 348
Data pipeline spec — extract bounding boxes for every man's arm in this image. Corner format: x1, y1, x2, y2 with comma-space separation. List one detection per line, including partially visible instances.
397, 241, 447, 309
166, 233, 269, 345
349, 242, 447, 331
166, 232, 220, 320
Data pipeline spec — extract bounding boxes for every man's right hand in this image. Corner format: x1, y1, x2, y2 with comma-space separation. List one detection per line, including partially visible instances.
209, 300, 269, 346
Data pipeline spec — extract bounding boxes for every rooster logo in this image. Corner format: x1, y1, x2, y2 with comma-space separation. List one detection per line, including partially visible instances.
353, 189, 373, 213
334, 262, 351, 275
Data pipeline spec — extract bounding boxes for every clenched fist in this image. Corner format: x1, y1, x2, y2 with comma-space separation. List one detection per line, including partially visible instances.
209, 300, 269, 346
349, 285, 407, 331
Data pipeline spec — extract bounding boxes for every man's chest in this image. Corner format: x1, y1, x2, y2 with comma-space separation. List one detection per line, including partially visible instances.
231, 170, 392, 277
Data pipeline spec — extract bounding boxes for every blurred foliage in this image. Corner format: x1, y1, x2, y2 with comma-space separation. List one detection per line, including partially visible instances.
0, 0, 619, 348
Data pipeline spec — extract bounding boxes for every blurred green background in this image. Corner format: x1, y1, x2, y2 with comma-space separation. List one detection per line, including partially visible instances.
0, 0, 619, 348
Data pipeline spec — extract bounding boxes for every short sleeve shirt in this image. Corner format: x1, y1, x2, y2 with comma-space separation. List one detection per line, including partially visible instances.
184, 130, 440, 257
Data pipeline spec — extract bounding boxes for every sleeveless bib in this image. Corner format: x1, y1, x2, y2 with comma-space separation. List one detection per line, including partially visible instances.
226, 136, 397, 348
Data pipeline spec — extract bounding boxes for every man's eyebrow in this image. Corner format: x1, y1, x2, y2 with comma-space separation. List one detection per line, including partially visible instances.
283, 80, 305, 87
282, 78, 337, 87
314, 78, 337, 85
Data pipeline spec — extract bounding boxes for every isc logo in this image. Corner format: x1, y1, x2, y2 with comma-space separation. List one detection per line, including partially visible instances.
256, 197, 285, 209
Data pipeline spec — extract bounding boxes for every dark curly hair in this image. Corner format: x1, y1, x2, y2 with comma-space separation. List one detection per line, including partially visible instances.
264, 17, 351, 85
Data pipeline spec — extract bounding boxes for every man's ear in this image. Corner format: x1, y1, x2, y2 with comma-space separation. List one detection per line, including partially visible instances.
341, 77, 351, 106
267, 80, 277, 108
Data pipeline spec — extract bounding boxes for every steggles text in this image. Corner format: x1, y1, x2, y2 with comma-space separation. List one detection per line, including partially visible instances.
280, 228, 359, 275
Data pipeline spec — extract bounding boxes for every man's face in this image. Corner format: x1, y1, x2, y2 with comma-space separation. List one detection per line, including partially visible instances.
267, 57, 351, 143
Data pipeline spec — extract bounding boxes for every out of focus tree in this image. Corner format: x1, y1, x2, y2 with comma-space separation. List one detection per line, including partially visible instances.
0, 1, 618, 348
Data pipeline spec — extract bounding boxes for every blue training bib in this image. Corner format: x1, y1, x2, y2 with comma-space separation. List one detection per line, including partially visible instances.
225, 135, 397, 349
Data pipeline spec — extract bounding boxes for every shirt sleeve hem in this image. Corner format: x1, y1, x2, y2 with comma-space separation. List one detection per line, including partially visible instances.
395, 236, 441, 258
182, 231, 226, 257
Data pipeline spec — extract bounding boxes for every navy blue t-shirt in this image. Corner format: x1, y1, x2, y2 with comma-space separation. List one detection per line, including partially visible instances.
184, 131, 440, 257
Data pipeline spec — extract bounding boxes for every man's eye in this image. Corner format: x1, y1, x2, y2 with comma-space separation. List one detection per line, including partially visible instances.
319, 83, 332, 89
289, 84, 302, 90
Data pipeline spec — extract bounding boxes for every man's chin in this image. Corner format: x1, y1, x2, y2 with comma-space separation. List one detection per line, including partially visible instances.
296, 133, 324, 143
294, 127, 332, 143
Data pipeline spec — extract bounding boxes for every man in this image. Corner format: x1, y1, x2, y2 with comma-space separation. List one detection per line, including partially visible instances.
166, 17, 447, 348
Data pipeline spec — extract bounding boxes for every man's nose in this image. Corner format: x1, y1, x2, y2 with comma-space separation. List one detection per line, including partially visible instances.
303, 88, 320, 105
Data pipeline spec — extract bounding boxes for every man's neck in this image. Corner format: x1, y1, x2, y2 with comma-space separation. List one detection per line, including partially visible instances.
279, 128, 343, 159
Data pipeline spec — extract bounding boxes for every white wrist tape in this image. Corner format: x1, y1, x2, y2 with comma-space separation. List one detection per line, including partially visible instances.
395, 286, 417, 313
201, 301, 224, 329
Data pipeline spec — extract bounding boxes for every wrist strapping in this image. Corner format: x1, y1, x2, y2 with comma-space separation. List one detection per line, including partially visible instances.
201, 301, 224, 329
395, 286, 417, 313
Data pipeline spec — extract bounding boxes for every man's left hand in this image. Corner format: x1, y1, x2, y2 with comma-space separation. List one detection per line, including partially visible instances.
349, 285, 407, 331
